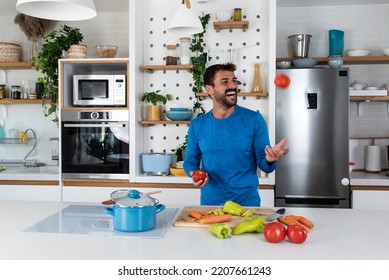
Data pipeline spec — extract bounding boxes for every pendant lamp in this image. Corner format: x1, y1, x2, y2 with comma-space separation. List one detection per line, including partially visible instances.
167, 0, 203, 35
16, 0, 97, 21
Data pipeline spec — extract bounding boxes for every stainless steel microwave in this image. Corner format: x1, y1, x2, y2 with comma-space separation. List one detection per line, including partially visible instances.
73, 74, 126, 106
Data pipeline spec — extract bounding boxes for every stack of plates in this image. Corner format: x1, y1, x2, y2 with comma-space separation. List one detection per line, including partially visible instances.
345, 49, 371, 57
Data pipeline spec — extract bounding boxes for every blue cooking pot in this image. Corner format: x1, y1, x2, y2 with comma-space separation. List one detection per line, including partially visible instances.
104, 189, 165, 232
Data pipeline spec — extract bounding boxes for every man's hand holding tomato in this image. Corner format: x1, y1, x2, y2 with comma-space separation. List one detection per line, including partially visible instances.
190, 170, 208, 188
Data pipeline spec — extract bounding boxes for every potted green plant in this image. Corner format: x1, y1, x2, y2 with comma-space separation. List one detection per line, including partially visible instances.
32, 24, 84, 124
141, 90, 171, 121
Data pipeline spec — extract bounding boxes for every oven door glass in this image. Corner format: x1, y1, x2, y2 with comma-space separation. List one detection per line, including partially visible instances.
61, 121, 129, 179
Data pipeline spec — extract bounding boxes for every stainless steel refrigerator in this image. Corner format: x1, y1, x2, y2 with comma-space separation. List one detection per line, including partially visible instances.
275, 68, 350, 208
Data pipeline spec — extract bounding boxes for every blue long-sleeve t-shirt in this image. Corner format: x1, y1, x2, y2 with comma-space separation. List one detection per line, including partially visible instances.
183, 105, 277, 207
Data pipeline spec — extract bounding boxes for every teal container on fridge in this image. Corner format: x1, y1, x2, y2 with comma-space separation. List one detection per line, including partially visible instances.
329, 29, 344, 56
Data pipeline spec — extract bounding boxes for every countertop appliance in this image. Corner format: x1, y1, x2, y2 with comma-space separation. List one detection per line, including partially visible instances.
61, 110, 129, 180
275, 68, 350, 208
73, 74, 126, 107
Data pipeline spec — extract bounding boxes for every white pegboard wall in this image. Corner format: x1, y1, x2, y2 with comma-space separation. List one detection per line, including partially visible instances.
141, 0, 271, 154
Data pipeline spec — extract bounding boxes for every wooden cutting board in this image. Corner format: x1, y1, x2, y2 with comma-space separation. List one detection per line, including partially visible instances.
174, 206, 275, 228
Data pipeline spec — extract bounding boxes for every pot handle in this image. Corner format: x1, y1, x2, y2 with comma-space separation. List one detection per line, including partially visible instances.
156, 204, 166, 214
104, 207, 116, 217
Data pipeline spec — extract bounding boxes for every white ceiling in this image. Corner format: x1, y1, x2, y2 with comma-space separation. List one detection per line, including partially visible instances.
277, 0, 389, 7
1, 0, 128, 14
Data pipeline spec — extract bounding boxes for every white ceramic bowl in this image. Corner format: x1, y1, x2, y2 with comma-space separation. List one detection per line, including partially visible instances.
345, 49, 371, 57
383, 48, 389, 56
276, 61, 291, 69
328, 56, 343, 69
216, 11, 232, 22
292, 58, 318, 68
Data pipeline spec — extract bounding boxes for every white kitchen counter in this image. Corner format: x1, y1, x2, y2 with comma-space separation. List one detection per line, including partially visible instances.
350, 171, 389, 186
0, 166, 59, 181
0, 201, 388, 260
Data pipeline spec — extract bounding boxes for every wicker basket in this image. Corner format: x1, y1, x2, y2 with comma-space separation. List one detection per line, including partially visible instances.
0, 42, 21, 62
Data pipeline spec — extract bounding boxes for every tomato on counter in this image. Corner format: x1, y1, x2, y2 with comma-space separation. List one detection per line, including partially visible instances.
287, 225, 307, 244
263, 222, 287, 243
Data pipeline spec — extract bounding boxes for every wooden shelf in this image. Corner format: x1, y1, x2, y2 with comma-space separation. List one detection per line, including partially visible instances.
350, 96, 389, 102
0, 98, 51, 105
139, 120, 190, 126
213, 21, 249, 32
61, 106, 128, 111
140, 64, 193, 73
276, 56, 389, 65
196, 91, 268, 100
0, 62, 33, 69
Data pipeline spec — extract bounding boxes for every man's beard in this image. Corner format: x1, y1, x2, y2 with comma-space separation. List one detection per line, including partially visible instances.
215, 88, 238, 108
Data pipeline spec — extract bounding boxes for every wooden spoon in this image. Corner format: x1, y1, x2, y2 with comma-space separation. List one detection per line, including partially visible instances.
101, 190, 162, 205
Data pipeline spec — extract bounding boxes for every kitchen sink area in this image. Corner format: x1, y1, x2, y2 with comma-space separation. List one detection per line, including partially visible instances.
0, 165, 59, 180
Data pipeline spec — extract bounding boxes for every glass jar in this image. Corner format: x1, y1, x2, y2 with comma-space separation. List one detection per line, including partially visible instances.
233, 8, 242, 21
11, 85, 21, 99
0, 84, 6, 99
179, 37, 191, 65
165, 44, 178, 65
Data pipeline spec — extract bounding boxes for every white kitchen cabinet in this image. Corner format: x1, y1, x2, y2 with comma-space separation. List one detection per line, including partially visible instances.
62, 186, 200, 206
352, 190, 389, 210
259, 189, 275, 208
0, 185, 61, 201
62, 186, 273, 207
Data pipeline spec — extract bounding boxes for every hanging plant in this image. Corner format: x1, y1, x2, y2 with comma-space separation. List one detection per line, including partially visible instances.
172, 14, 210, 157
190, 13, 210, 116
32, 25, 84, 124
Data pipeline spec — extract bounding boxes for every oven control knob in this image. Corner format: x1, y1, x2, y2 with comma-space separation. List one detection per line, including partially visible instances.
90, 111, 99, 119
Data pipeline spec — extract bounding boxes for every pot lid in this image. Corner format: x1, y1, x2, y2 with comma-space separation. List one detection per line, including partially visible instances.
110, 189, 157, 208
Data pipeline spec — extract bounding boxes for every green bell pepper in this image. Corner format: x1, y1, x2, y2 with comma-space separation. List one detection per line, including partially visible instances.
241, 208, 255, 217
209, 223, 231, 239
223, 200, 244, 216
232, 216, 264, 235
208, 208, 225, 216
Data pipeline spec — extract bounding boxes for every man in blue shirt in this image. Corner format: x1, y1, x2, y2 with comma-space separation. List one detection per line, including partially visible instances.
183, 63, 288, 206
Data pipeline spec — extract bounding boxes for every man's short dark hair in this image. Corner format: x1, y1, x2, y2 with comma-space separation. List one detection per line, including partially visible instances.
204, 63, 236, 86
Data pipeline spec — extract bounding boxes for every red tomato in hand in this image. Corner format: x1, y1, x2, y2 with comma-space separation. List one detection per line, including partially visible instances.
287, 225, 307, 244
263, 222, 287, 243
192, 170, 206, 183
274, 73, 290, 89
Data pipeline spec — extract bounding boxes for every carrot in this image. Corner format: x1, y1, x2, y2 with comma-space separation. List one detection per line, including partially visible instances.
189, 211, 203, 220
277, 216, 311, 233
285, 216, 311, 233
287, 215, 314, 229
200, 214, 232, 224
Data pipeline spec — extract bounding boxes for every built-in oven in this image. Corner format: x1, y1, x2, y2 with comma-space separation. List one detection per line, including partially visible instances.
61, 110, 129, 180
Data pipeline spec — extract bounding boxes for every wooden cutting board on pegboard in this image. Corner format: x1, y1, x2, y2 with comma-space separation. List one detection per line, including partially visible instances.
174, 206, 275, 228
